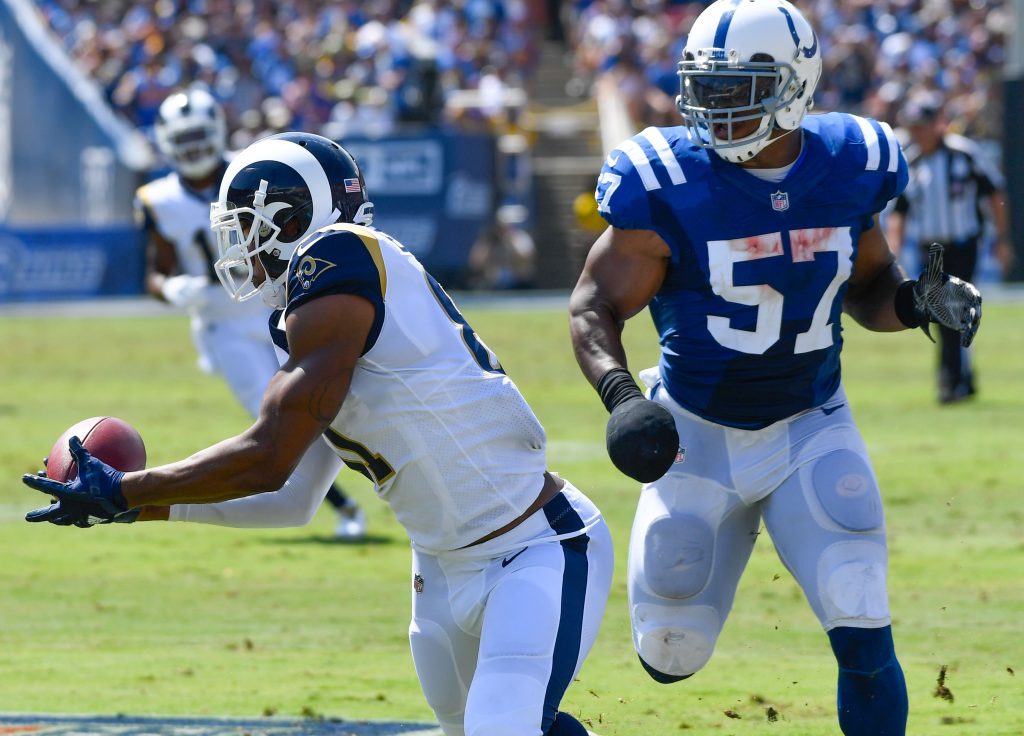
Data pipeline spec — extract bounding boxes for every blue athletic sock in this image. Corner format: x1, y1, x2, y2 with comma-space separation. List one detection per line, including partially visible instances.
545, 711, 590, 736
827, 625, 908, 736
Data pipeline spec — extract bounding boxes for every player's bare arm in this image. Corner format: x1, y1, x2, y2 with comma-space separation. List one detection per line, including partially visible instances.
570, 225, 678, 483
569, 225, 671, 386
843, 215, 909, 332
119, 293, 375, 508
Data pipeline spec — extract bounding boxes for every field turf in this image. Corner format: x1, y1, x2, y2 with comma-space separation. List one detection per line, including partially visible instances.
0, 301, 1021, 735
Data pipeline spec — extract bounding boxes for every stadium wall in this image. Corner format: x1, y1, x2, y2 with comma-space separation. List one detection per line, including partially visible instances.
0, 0, 151, 301
0, 0, 499, 302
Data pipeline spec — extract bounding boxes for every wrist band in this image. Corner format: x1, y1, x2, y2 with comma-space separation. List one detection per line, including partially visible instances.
894, 280, 923, 328
596, 367, 644, 413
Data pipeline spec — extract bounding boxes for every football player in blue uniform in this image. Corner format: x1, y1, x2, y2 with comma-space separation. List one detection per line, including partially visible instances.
568, 1, 982, 735
25, 133, 612, 736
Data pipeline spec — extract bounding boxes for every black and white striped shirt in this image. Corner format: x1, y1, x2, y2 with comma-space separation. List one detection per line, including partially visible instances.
894, 133, 1003, 244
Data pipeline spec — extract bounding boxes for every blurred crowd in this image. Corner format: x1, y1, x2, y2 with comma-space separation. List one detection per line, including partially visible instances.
35, 0, 540, 148
37, 0, 1007, 143
34, 0, 1010, 288
566, 0, 1009, 140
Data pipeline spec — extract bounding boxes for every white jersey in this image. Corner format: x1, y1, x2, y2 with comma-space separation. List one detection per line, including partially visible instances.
135, 169, 266, 323
272, 223, 548, 551
135, 169, 278, 406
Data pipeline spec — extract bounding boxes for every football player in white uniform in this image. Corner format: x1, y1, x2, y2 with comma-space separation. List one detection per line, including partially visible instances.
27, 133, 613, 736
136, 88, 365, 539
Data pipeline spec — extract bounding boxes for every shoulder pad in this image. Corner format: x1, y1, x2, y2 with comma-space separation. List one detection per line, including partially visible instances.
830, 113, 905, 177
597, 126, 693, 230
810, 112, 909, 208
284, 225, 388, 348
134, 180, 166, 232
267, 309, 288, 354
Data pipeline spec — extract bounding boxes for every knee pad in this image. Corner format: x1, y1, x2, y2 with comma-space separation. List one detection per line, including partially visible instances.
408, 618, 467, 727
818, 541, 890, 627
642, 514, 714, 599
812, 449, 883, 532
632, 603, 719, 678
464, 672, 545, 736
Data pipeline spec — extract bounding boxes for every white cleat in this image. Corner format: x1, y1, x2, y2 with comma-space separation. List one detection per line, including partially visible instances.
334, 502, 367, 541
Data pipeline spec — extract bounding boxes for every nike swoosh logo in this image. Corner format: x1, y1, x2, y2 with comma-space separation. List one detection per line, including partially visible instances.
501, 547, 528, 568
821, 403, 845, 416
605, 153, 619, 169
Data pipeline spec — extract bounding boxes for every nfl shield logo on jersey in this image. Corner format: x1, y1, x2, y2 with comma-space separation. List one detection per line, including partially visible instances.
413, 573, 424, 593
770, 191, 790, 212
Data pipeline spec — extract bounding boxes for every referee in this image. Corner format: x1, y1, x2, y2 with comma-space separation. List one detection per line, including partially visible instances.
887, 94, 1013, 404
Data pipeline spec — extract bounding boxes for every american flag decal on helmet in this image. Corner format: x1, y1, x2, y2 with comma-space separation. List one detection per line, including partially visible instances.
344, 178, 361, 193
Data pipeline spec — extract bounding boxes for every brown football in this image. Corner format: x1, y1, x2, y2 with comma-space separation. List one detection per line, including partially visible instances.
45, 416, 147, 482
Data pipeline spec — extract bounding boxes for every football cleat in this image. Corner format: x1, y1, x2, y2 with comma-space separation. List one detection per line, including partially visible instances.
334, 501, 367, 541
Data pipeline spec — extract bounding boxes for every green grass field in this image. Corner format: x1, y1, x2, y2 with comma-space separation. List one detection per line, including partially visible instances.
1, 301, 1022, 735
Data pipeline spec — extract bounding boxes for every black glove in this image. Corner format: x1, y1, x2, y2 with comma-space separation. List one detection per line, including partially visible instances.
597, 368, 679, 483
897, 243, 983, 348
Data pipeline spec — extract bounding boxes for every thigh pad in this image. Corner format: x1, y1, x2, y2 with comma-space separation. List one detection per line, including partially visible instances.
643, 514, 715, 600
812, 449, 883, 532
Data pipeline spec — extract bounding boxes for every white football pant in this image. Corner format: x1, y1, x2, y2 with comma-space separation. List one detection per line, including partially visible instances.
629, 383, 892, 679
409, 482, 613, 736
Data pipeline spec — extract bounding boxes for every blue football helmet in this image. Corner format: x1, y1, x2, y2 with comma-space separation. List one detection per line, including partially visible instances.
211, 132, 374, 307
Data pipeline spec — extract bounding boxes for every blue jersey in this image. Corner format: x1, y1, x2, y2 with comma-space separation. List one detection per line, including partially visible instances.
597, 113, 908, 428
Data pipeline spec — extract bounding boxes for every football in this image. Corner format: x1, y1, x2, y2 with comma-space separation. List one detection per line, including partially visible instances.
45, 416, 147, 483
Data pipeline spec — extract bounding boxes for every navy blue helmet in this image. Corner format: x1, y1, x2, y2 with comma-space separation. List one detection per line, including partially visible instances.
211, 132, 373, 307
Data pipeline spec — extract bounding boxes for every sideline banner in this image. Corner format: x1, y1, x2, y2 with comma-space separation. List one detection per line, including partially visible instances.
0, 228, 143, 301
0, 129, 496, 302
345, 132, 495, 287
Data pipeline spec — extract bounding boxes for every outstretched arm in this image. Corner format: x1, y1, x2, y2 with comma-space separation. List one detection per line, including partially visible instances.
845, 216, 982, 346
168, 437, 344, 527
120, 293, 374, 507
569, 226, 679, 484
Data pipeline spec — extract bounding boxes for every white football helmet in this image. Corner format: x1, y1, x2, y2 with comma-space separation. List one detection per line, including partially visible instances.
154, 87, 227, 179
677, 0, 822, 163
210, 132, 373, 308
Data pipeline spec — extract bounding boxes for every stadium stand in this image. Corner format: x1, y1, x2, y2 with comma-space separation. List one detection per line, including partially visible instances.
562, 0, 1009, 142
25, 0, 1013, 290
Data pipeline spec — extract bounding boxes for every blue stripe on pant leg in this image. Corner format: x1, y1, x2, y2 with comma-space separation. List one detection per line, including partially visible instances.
540, 493, 590, 733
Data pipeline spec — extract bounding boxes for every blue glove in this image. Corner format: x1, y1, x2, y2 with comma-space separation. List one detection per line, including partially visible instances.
25, 499, 140, 527
22, 436, 130, 525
